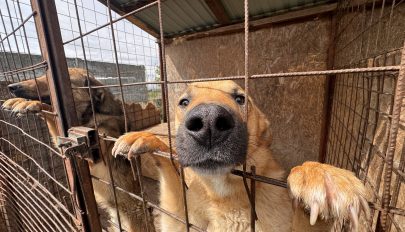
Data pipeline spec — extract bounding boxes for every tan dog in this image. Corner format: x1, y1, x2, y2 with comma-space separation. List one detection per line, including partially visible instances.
113, 80, 369, 231
2, 68, 153, 232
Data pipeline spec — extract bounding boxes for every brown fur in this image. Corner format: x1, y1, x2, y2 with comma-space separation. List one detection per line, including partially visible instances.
113, 81, 369, 231
2, 68, 153, 232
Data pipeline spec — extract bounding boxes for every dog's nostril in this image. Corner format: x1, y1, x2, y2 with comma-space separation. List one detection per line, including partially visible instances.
215, 116, 234, 131
8, 84, 21, 92
186, 117, 204, 132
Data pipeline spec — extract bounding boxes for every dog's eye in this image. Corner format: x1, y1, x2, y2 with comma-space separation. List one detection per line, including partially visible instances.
234, 95, 245, 105
179, 99, 190, 107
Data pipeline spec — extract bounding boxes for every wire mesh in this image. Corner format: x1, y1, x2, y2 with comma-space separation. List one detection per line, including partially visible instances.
325, 0, 405, 231
0, 0, 404, 232
0, 1, 81, 231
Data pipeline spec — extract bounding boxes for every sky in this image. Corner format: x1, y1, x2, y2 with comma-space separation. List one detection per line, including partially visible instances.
0, 0, 160, 81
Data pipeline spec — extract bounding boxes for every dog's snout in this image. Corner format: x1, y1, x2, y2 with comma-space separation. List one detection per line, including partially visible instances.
185, 104, 235, 147
8, 83, 22, 93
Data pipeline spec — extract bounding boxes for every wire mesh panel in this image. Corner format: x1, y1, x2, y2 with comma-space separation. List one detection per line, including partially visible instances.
52, 0, 163, 231
325, 0, 405, 231
0, 0, 90, 231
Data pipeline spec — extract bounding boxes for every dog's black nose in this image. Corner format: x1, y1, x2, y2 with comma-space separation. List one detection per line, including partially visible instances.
185, 104, 235, 147
8, 83, 22, 93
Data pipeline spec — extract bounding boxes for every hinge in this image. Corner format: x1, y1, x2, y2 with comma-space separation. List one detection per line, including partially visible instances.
57, 126, 100, 163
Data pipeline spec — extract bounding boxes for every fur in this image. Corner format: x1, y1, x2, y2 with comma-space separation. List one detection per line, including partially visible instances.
112, 80, 370, 232
3, 68, 154, 232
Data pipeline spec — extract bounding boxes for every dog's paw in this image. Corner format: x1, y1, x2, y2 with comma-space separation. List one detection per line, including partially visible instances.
112, 132, 169, 160
2, 98, 45, 115
287, 161, 370, 231
2, 98, 27, 110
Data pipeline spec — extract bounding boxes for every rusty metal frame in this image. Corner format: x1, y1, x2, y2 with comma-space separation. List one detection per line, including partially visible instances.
29, 1, 102, 230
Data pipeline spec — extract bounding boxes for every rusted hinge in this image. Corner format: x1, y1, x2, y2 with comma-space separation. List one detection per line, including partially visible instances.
57, 126, 100, 163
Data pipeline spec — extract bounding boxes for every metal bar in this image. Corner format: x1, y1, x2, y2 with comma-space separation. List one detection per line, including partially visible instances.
231, 170, 287, 188
156, 0, 191, 230
0, 61, 47, 78
319, 13, 337, 163
159, 43, 168, 123
107, 0, 129, 132
250, 166, 256, 232
69, 66, 401, 90
380, 42, 405, 230
130, 157, 150, 232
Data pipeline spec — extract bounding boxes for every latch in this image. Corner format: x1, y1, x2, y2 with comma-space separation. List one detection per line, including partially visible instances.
57, 126, 100, 163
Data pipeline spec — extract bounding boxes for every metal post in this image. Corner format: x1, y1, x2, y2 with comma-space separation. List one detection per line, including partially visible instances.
380, 42, 405, 231
319, 14, 337, 163
30, 1, 101, 231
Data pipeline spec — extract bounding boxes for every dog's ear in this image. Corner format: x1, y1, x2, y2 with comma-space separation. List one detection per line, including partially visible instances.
84, 78, 105, 104
248, 99, 272, 147
257, 110, 272, 147
94, 89, 105, 104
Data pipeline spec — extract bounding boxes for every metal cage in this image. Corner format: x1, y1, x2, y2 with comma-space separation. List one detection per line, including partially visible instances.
0, 0, 404, 231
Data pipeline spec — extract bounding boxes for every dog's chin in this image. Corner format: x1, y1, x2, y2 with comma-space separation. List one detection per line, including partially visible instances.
190, 164, 234, 176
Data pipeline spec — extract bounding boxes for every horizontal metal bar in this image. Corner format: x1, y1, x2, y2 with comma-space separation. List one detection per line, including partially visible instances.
0, 61, 47, 77
72, 80, 164, 89
0, 11, 36, 44
231, 170, 287, 188
71, 66, 400, 89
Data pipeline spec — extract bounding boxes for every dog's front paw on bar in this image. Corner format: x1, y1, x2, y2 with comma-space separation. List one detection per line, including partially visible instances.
112, 132, 169, 160
287, 161, 370, 231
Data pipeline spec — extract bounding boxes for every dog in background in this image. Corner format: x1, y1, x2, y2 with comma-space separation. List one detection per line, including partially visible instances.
113, 80, 370, 231
2, 68, 156, 232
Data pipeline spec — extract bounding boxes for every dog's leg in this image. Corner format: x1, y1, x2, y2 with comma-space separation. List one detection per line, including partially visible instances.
113, 132, 187, 232
287, 161, 370, 232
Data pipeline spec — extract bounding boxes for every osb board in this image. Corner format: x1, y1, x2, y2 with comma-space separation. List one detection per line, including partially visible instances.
334, 4, 405, 68
164, 16, 331, 172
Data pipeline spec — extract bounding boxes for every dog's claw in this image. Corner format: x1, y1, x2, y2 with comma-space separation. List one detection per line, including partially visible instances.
309, 202, 319, 226
288, 162, 369, 228
112, 132, 170, 164
360, 197, 370, 219
349, 205, 359, 232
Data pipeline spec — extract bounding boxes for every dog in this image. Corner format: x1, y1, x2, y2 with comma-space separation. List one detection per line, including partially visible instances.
112, 80, 370, 231
2, 68, 155, 232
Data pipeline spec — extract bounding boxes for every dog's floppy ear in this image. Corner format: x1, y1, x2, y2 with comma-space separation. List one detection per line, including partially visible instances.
84, 78, 105, 104
94, 89, 105, 104
257, 109, 272, 147
249, 99, 272, 147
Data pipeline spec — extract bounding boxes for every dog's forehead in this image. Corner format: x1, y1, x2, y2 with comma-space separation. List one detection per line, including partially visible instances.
187, 80, 244, 95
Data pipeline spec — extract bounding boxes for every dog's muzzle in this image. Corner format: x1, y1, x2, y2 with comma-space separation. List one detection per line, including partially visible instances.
176, 104, 248, 173
8, 83, 51, 104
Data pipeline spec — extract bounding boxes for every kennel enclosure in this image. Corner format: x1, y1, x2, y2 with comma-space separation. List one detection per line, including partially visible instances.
0, 0, 404, 231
